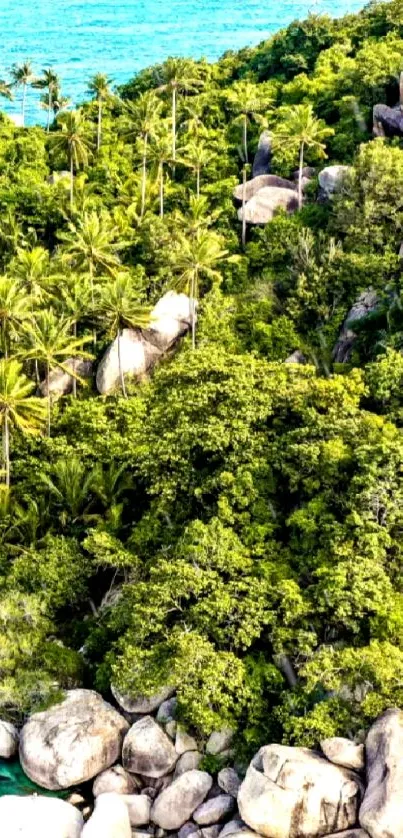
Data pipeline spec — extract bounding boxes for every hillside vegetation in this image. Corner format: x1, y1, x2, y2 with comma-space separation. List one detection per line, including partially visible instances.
0, 0, 403, 757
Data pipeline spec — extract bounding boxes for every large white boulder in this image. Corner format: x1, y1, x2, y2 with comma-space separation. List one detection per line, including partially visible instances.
144, 291, 193, 351
81, 793, 131, 838
122, 715, 178, 777
321, 737, 365, 771
233, 175, 295, 203
96, 330, 161, 395
0, 720, 19, 758
93, 764, 139, 796
238, 744, 362, 838
318, 165, 351, 198
151, 769, 213, 829
359, 708, 403, 838
19, 689, 129, 790
237, 187, 298, 225
112, 683, 175, 714
0, 795, 83, 838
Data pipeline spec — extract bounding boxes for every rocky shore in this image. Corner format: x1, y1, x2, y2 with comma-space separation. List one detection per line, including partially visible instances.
0, 688, 401, 838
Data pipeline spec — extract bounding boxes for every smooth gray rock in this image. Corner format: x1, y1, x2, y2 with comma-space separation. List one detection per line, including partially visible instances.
238, 187, 298, 225
321, 737, 365, 771
81, 793, 131, 838
178, 823, 201, 838
218, 819, 249, 838
0, 795, 83, 837
217, 768, 241, 798
206, 729, 234, 755
359, 708, 403, 838
39, 358, 93, 398
166, 721, 177, 739
373, 103, 403, 137
96, 330, 162, 395
318, 165, 351, 198
112, 684, 175, 715
157, 698, 178, 723
233, 175, 295, 204
238, 744, 362, 838
325, 832, 369, 837
201, 827, 221, 838
333, 289, 379, 363
176, 729, 198, 755
174, 750, 202, 778
143, 291, 193, 352
20, 689, 129, 790
122, 794, 151, 827
193, 795, 235, 825
123, 716, 177, 778
284, 350, 306, 365
151, 770, 213, 830
93, 764, 139, 796
0, 720, 18, 758
252, 131, 272, 177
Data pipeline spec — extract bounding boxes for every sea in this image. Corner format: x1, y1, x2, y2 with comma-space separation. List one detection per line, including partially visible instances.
0, 0, 365, 125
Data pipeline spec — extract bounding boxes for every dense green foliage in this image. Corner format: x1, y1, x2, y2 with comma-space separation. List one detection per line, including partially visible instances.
0, 0, 403, 757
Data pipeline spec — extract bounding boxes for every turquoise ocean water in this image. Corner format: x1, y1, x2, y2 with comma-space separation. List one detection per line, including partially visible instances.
0, 0, 365, 124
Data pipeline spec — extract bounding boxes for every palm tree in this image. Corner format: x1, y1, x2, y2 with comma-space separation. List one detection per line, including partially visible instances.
19, 311, 92, 436
275, 104, 334, 209
172, 229, 227, 349
0, 276, 30, 358
0, 359, 45, 487
58, 210, 122, 305
157, 58, 202, 168
87, 73, 113, 151
227, 81, 268, 164
173, 194, 222, 238
149, 123, 173, 217
52, 88, 71, 115
0, 80, 13, 102
10, 61, 36, 126
50, 110, 92, 208
58, 273, 93, 397
95, 272, 150, 397
41, 455, 94, 527
33, 68, 59, 131
178, 139, 211, 197
123, 92, 162, 217
11, 246, 50, 301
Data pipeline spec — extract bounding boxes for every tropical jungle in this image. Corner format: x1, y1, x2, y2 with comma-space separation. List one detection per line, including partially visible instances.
0, 0, 402, 762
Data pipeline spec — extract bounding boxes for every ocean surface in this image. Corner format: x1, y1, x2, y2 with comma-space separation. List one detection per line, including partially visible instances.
0, 0, 365, 124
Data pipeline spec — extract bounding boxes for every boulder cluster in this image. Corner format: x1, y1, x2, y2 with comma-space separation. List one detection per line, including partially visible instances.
40, 291, 194, 398
0, 688, 401, 838
234, 132, 351, 226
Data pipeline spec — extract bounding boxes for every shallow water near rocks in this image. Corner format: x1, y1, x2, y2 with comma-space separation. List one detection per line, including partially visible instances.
1, 0, 364, 124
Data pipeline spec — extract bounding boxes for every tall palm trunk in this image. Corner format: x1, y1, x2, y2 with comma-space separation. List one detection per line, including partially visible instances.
196, 165, 200, 198
97, 98, 102, 151
2, 410, 10, 488
243, 114, 248, 164
46, 361, 51, 437
298, 141, 305, 211
172, 84, 177, 173
22, 82, 27, 127
191, 268, 197, 350
159, 163, 164, 218
242, 165, 247, 249
141, 133, 148, 218
72, 321, 77, 398
69, 153, 74, 210
47, 89, 53, 132
117, 329, 127, 398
